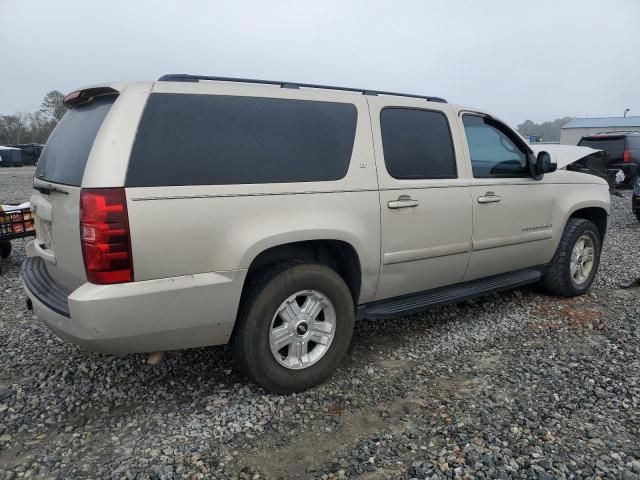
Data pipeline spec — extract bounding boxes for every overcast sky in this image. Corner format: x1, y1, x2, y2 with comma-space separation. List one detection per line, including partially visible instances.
1, 0, 639, 126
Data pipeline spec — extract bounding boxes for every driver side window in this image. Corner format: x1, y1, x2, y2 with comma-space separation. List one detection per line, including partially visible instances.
462, 115, 528, 178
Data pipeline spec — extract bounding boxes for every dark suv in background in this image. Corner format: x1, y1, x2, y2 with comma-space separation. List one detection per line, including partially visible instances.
8, 144, 44, 166
578, 132, 640, 185
633, 176, 640, 222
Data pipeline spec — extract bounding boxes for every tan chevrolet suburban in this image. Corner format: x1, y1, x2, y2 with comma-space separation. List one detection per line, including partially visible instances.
22, 74, 610, 393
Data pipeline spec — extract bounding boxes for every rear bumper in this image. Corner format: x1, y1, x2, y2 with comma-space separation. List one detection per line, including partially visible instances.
21, 254, 246, 354
22, 257, 71, 317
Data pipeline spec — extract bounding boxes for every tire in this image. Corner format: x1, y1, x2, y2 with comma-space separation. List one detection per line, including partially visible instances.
0, 240, 11, 259
232, 263, 354, 394
636, 212, 640, 223
541, 218, 601, 297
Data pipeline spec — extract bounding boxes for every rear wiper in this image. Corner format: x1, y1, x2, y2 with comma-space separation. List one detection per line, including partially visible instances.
33, 184, 69, 195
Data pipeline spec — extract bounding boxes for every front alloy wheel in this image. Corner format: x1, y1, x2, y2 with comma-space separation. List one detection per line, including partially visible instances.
569, 234, 596, 286
542, 218, 601, 296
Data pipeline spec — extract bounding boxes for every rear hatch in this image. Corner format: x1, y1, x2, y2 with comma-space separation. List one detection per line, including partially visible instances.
578, 136, 625, 165
31, 92, 118, 291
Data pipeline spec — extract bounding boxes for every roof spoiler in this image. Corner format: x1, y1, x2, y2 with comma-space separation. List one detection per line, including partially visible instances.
63, 86, 119, 108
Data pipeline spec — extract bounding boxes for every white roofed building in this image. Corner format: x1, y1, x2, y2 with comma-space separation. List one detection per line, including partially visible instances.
560, 116, 640, 145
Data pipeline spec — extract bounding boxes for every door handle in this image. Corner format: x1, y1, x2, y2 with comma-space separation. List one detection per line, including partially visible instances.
388, 196, 420, 209
477, 192, 502, 204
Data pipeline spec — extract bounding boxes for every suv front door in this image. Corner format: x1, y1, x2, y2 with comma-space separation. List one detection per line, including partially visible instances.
369, 97, 472, 300
460, 114, 555, 281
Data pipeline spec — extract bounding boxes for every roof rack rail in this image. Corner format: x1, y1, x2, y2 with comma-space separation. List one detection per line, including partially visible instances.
157, 74, 447, 103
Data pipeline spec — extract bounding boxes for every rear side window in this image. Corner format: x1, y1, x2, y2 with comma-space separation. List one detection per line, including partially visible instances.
126, 94, 357, 187
380, 108, 456, 179
35, 95, 116, 186
578, 137, 625, 152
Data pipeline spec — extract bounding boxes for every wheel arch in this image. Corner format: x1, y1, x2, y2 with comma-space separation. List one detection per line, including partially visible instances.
241, 237, 364, 305
568, 206, 609, 241
547, 192, 609, 264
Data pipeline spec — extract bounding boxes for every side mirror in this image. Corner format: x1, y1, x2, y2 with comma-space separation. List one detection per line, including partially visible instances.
535, 151, 557, 177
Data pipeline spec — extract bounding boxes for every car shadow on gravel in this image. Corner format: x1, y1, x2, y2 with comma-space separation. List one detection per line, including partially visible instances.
2, 282, 604, 423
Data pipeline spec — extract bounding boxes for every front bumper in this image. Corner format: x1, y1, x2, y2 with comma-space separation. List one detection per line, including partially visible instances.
21, 255, 246, 354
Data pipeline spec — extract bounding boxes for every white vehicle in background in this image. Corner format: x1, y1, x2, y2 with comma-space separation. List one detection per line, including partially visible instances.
22, 75, 610, 393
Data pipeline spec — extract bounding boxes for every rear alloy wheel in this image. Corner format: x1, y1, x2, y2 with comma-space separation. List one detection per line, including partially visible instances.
232, 263, 354, 394
269, 289, 337, 370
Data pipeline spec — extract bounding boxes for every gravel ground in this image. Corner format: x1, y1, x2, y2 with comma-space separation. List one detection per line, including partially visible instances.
1, 167, 639, 480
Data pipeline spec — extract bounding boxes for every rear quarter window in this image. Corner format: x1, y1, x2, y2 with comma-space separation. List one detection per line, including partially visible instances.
126, 94, 358, 187
35, 95, 116, 186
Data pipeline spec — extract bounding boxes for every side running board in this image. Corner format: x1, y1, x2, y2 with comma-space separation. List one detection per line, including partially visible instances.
359, 268, 541, 320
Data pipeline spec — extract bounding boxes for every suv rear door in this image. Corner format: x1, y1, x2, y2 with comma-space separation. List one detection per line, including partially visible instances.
368, 97, 472, 300
31, 93, 118, 290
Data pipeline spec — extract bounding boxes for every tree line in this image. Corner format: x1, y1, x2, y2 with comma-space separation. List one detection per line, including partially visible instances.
0, 91, 66, 145
516, 117, 574, 143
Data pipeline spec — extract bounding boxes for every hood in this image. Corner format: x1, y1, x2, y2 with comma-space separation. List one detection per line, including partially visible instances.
529, 144, 602, 170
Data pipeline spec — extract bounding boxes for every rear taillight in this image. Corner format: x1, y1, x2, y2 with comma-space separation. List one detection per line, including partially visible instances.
80, 188, 133, 284
624, 149, 631, 163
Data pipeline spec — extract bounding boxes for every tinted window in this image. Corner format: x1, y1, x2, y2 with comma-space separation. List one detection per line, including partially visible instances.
126, 94, 357, 187
578, 137, 625, 152
627, 136, 640, 151
36, 95, 116, 186
462, 115, 528, 178
380, 108, 456, 179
